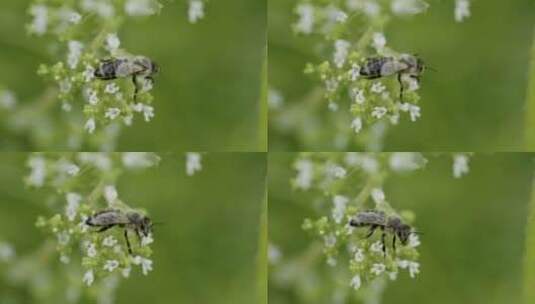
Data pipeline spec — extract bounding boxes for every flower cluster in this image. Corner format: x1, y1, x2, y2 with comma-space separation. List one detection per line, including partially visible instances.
188, 0, 206, 24
185, 152, 203, 176
29, 1, 162, 136
294, 0, 429, 136
293, 153, 425, 290
26, 153, 160, 287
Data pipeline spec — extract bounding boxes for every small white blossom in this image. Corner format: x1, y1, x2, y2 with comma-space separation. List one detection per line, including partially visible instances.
122, 152, 160, 169
371, 263, 386, 276
85, 118, 96, 133
83, 269, 94, 286
389, 152, 427, 172
86, 242, 97, 257
391, 0, 429, 16
350, 117, 362, 134
103, 260, 120, 272
67, 41, 84, 69
294, 159, 313, 190
454, 0, 470, 22
397, 260, 420, 278
388, 271, 398, 281
400, 102, 421, 122
328, 101, 338, 112
103, 236, 118, 247
68, 11, 82, 24
350, 274, 361, 290
79, 216, 89, 233
27, 156, 46, 187
295, 3, 315, 34
408, 233, 421, 248
133, 256, 153, 275
29, 5, 48, 35
60, 254, 70, 264
141, 234, 154, 246
324, 234, 337, 248
104, 185, 118, 205
57, 231, 70, 245
82, 65, 95, 82
349, 64, 361, 81
0, 242, 15, 262
326, 256, 337, 267
372, 32, 386, 52
268, 243, 282, 265
353, 248, 364, 263
57, 160, 79, 176
0, 90, 17, 109
333, 39, 351, 68
371, 107, 387, 119
133, 103, 155, 121
371, 188, 385, 205
352, 88, 365, 104
125, 0, 158, 16
326, 163, 346, 179
453, 154, 470, 178
370, 241, 383, 253
65, 192, 82, 221
186, 153, 202, 176
105, 108, 121, 120
105, 83, 120, 94
268, 88, 284, 109
122, 266, 132, 278
371, 82, 386, 94
105, 33, 120, 52
188, 0, 205, 23
332, 195, 349, 224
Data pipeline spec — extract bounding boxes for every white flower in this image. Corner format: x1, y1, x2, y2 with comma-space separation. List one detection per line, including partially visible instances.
105, 108, 121, 120
186, 152, 202, 176
370, 241, 383, 253
122, 152, 160, 169
372, 32, 386, 52
65, 192, 82, 221
353, 248, 364, 263
335, 11, 348, 23
408, 233, 421, 248
361, 155, 380, 173
324, 234, 337, 248
141, 234, 154, 246
332, 195, 349, 224
85, 88, 99, 105
295, 3, 314, 34
57, 160, 79, 176
350, 117, 362, 134
77, 153, 111, 170
29, 5, 48, 35
122, 266, 132, 278
104, 185, 118, 205
328, 101, 338, 112
391, 0, 429, 16
400, 102, 421, 122
389, 152, 427, 172
350, 274, 361, 290
0, 242, 15, 262
103, 236, 118, 247
371, 82, 386, 93
371, 107, 387, 119
326, 256, 337, 267
268, 243, 282, 265
60, 254, 70, 264
371, 263, 386, 276
333, 39, 351, 68
454, 0, 470, 22
125, 0, 158, 16
105, 33, 120, 52
388, 271, 398, 281
103, 260, 120, 272
133, 103, 155, 122
294, 159, 313, 190
348, 64, 361, 81
325, 78, 339, 92
453, 154, 470, 178
82, 65, 95, 82
87, 243, 97, 257
188, 0, 205, 23
83, 269, 94, 286
371, 188, 385, 205
68, 11, 82, 24
105, 83, 120, 94
79, 216, 89, 233
67, 41, 84, 69
397, 260, 420, 278
352, 88, 365, 104
326, 163, 346, 179
57, 231, 70, 245
268, 88, 284, 109
85, 118, 96, 133
133, 256, 153, 275
0, 90, 17, 109
27, 156, 46, 187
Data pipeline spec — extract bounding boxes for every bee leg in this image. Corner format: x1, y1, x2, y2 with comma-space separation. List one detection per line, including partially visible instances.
124, 229, 133, 255
392, 234, 397, 254
135, 228, 143, 244
97, 225, 114, 233
397, 73, 404, 103
132, 75, 139, 102
365, 225, 378, 238
381, 227, 386, 258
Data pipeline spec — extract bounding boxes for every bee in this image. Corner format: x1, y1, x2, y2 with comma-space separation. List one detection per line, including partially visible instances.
85, 209, 153, 254
359, 54, 426, 102
349, 210, 418, 257
94, 56, 160, 102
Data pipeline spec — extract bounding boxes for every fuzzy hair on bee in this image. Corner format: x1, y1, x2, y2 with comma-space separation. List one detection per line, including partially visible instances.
86, 209, 153, 254
94, 56, 160, 102
349, 210, 418, 257
359, 54, 426, 102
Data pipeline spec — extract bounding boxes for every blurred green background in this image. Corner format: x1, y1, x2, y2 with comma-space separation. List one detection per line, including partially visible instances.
0, 0, 266, 151
0, 152, 266, 304
269, 153, 533, 304
268, 0, 535, 151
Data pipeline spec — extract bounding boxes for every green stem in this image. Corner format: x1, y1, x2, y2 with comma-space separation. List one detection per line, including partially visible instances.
523, 173, 535, 304
524, 27, 535, 149
258, 47, 268, 151
256, 186, 267, 304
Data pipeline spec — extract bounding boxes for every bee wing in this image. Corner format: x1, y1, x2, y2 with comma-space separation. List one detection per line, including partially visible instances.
89, 209, 129, 226
380, 61, 406, 76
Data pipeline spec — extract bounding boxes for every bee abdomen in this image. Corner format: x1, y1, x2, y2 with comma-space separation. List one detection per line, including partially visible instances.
94, 60, 125, 80
350, 211, 386, 226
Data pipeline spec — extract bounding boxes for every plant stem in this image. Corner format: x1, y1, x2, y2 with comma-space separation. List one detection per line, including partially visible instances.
524, 27, 535, 149
258, 47, 268, 151
256, 186, 267, 304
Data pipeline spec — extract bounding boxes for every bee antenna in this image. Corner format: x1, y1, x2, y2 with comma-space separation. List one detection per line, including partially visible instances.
411, 231, 424, 235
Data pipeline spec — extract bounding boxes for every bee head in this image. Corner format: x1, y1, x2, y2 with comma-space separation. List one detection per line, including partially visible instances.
397, 224, 412, 245
150, 61, 160, 75
140, 216, 153, 236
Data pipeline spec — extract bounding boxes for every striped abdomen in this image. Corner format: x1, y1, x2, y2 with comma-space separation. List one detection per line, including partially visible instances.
349, 211, 386, 227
